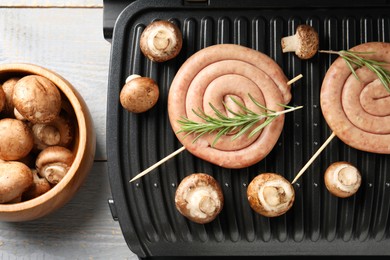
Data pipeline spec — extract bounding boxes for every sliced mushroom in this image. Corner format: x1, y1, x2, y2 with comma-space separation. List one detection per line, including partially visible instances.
36, 146, 74, 185
120, 75, 159, 113
0, 118, 34, 161
1, 77, 19, 117
247, 173, 295, 217
281, 24, 319, 59
175, 173, 224, 224
22, 169, 51, 201
12, 75, 62, 124
140, 20, 183, 62
31, 112, 74, 150
0, 161, 33, 203
324, 161, 362, 198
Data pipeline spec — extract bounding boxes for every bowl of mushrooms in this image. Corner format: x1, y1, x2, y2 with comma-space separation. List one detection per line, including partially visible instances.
0, 63, 96, 221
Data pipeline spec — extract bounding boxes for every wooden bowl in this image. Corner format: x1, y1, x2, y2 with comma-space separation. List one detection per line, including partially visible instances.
0, 63, 96, 221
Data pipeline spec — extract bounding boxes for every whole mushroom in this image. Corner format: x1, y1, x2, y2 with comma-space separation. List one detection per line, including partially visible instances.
281, 24, 319, 59
120, 75, 159, 113
175, 173, 224, 224
0, 118, 34, 161
140, 20, 183, 62
36, 146, 74, 185
247, 173, 295, 217
1, 77, 19, 117
324, 161, 362, 198
12, 75, 62, 124
0, 161, 33, 203
31, 112, 74, 150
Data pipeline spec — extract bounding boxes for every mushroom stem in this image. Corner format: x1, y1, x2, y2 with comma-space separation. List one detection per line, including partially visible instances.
281, 35, 298, 53
39, 163, 69, 184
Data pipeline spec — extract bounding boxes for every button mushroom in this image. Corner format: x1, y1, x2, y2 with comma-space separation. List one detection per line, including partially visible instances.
324, 161, 362, 198
35, 146, 74, 185
175, 173, 224, 224
140, 20, 183, 62
1, 77, 19, 117
31, 112, 74, 150
281, 24, 319, 59
247, 173, 295, 217
0, 118, 34, 161
0, 161, 33, 203
22, 169, 51, 201
12, 75, 62, 124
120, 75, 159, 113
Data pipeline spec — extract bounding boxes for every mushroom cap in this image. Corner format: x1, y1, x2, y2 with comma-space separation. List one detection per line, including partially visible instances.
1, 77, 19, 117
247, 173, 295, 217
140, 20, 183, 62
175, 173, 224, 224
120, 76, 159, 113
0, 118, 34, 161
0, 85, 5, 113
13, 75, 62, 124
281, 24, 319, 59
324, 161, 362, 198
0, 161, 33, 203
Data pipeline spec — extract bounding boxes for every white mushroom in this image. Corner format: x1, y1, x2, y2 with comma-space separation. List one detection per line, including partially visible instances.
0, 118, 34, 161
12, 75, 62, 124
175, 173, 224, 224
0, 161, 33, 203
281, 24, 319, 59
324, 161, 362, 198
247, 173, 295, 217
140, 20, 183, 62
36, 146, 74, 185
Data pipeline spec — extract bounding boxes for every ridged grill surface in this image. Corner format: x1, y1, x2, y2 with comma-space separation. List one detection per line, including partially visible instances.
107, 1, 390, 257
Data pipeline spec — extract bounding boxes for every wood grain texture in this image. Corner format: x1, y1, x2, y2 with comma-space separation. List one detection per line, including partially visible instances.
0, 0, 102, 7
0, 8, 110, 160
0, 162, 137, 259
0, 6, 138, 259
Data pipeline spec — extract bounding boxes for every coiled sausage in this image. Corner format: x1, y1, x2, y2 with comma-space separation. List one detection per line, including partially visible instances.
168, 44, 290, 168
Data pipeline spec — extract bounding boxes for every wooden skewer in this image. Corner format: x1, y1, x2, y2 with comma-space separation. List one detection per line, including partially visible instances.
291, 132, 336, 184
287, 74, 303, 85
129, 74, 304, 183
129, 146, 186, 182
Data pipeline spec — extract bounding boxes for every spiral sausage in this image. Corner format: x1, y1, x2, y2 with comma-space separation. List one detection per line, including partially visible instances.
168, 44, 290, 168
320, 42, 390, 154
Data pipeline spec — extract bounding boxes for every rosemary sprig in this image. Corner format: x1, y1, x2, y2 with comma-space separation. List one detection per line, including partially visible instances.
319, 50, 390, 93
176, 94, 303, 147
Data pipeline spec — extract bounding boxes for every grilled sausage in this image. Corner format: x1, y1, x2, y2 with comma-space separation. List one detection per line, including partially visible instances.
168, 44, 290, 168
320, 42, 390, 154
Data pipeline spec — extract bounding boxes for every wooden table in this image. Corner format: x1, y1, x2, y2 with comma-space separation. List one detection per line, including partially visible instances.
0, 1, 138, 258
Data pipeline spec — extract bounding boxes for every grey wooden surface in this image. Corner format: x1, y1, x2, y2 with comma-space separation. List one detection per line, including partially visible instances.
0, 2, 139, 259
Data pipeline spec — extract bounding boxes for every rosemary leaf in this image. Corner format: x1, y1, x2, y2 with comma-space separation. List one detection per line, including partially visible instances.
176, 95, 303, 146
321, 49, 390, 93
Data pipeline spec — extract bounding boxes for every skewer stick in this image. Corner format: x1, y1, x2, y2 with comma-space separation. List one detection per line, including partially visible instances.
291, 132, 336, 184
287, 74, 303, 85
129, 146, 186, 182
129, 75, 304, 183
